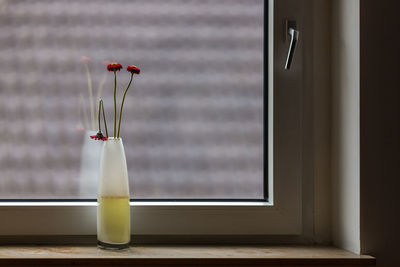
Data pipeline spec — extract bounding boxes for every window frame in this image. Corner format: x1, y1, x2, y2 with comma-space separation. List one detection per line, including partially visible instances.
0, 0, 305, 237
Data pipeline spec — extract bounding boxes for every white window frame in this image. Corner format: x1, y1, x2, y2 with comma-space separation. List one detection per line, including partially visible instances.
0, 0, 306, 238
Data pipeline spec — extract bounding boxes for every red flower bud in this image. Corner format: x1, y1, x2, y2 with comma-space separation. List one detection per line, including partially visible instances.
107, 62, 123, 72
127, 65, 140, 75
90, 131, 108, 141
90, 135, 108, 141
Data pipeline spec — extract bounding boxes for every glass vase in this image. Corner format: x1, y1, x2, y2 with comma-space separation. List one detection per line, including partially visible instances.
97, 138, 130, 249
78, 130, 103, 197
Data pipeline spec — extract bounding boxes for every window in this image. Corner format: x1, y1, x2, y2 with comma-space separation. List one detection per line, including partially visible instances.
0, 0, 304, 237
0, 0, 264, 200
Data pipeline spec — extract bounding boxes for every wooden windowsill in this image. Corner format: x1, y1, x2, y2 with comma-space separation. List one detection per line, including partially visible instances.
0, 245, 375, 266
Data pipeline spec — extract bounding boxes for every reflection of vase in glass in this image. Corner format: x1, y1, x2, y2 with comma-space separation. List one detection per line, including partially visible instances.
78, 130, 103, 198
97, 138, 130, 249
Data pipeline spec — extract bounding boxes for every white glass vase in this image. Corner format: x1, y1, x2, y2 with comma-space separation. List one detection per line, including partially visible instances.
78, 130, 103, 197
97, 138, 130, 249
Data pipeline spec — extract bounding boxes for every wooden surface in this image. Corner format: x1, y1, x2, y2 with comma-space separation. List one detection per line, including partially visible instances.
0, 245, 375, 266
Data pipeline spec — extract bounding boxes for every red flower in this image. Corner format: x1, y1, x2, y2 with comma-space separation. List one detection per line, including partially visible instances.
90, 131, 108, 141
127, 65, 140, 74
90, 135, 108, 141
107, 62, 122, 71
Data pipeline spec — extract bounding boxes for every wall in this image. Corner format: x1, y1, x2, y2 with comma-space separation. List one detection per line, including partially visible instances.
331, 0, 360, 254
360, 1, 400, 266
312, 0, 332, 245
331, 1, 400, 265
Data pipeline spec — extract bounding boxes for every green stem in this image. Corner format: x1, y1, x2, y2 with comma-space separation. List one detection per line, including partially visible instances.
100, 99, 109, 137
97, 99, 101, 132
117, 74, 133, 138
113, 71, 117, 138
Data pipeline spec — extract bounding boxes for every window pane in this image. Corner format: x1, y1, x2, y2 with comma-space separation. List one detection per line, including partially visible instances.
0, 0, 264, 199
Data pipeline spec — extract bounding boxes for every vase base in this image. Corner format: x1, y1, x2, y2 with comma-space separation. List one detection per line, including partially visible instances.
97, 240, 130, 250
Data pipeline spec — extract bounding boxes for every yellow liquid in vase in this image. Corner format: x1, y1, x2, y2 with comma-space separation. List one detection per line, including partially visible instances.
97, 196, 130, 245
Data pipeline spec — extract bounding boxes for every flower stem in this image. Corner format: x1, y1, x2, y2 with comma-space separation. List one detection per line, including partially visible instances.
84, 63, 95, 130
117, 73, 133, 138
100, 99, 108, 137
97, 99, 102, 132
113, 71, 117, 138
79, 93, 90, 130
77, 95, 84, 130
96, 72, 107, 103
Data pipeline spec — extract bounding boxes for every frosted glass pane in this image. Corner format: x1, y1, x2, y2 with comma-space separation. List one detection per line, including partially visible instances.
0, 0, 264, 199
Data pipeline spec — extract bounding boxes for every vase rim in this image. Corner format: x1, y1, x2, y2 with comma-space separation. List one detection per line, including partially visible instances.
105, 137, 122, 141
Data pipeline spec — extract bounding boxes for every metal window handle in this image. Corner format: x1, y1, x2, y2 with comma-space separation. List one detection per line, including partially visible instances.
284, 26, 299, 70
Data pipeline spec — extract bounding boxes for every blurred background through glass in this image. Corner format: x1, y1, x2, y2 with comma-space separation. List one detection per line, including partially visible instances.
0, 0, 264, 199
